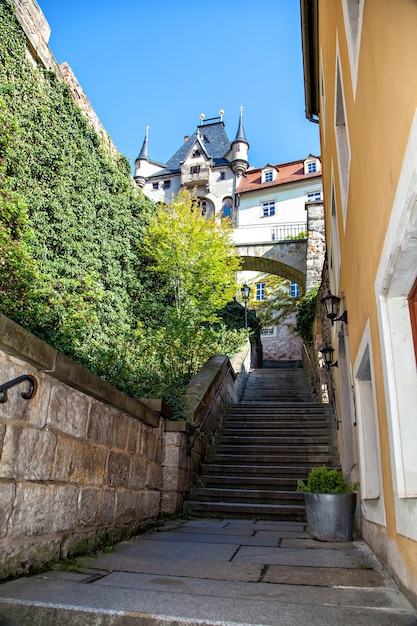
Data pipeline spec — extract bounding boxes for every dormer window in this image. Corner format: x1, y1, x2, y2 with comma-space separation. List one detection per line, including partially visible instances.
262, 168, 276, 184
304, 157, 320, 175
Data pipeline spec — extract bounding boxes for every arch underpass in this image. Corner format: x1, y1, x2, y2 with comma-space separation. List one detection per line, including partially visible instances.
236, 240, 308, 293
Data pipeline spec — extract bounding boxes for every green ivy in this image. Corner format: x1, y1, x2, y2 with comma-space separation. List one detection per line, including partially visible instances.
0, 0, 154, 373
294, 284, 319, 345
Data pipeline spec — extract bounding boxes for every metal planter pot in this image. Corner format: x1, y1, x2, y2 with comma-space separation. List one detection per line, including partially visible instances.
304, 492, 357, 541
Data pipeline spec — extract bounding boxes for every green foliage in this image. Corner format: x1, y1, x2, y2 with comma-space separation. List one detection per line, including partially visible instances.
143, 188, 242, 322
0, 0, 153, 372
297, 465, 356, 494
294, 284, 319, 344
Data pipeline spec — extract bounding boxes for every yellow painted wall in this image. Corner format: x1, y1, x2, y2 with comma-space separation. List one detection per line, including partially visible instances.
317, 0, 417, 599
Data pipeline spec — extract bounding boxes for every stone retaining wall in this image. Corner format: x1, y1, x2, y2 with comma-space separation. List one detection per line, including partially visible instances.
0, 314, 250, 578
0, 314, 163, 579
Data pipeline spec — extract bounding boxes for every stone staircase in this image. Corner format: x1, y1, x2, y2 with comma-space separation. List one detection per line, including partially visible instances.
185, 367, 339, 520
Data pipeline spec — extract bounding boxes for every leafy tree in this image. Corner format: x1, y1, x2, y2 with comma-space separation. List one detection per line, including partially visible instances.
141, 189, 245, 386
143, 188, 241, 322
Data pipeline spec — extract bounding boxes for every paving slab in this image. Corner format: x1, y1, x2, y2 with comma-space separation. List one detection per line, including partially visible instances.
264, 564, 385, 587
232, 545, 363, 568
79, 553, 264, 582
0, 519, 416, 626
147, 531, 279, 547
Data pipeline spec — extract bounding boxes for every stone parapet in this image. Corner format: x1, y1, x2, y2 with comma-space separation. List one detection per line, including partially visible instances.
160, 344, 251, 515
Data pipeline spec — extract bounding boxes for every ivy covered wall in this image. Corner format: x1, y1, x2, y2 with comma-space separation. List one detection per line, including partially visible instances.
0, 0, 156, 385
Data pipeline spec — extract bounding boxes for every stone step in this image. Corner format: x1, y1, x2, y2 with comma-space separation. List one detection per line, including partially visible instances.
222, 422, 332, 431
201, 463, 338, 477
227, 404, 329, 412
211, 444, 331, 455
198, 474, 300, 490
219, 432, 333, 441
184, 500, 306, 521
205, 453, 339, 466
190, 487, 305, 505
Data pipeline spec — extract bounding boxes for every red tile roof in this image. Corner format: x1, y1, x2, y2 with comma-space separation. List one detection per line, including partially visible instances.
236, 158, 321, 193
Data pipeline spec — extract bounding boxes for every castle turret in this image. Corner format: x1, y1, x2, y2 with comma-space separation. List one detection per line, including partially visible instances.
134, 126, 150, 188
231, 107, 249, 177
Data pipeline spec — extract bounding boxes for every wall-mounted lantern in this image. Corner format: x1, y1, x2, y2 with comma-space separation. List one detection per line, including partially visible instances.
320, 344, 338, 370
241, 283, 251, 329
321, 290, 348, 325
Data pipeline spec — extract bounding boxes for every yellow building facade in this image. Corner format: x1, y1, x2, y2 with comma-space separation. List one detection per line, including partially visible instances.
301, 0, 417, 602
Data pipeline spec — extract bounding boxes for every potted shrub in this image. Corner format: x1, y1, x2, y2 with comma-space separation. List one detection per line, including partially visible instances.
297, 465, 357, 542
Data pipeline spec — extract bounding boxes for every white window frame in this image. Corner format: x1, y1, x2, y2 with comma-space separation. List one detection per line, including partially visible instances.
342, 0, 365, 98
354, 323, 385, 527
307, 191, 322, 202
261, 201, 275, 217
374, 109, 417, 540
290, 282, 300, 298
256, 283, 265, 301
304, 158, 320, 175
335, 44, 351, 229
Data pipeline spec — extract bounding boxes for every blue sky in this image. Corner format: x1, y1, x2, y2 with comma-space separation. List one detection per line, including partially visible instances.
39, 0, 320, 170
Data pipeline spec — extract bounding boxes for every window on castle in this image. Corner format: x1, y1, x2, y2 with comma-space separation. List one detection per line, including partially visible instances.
307, 161, 317, 173
220, 172, 225, 181
190, 165, 201, 174
262, 201, 275, 217
199, 200, 207, 217
163, 180, 171, 189
264, 171, 273, 183
290, 282, 300, 298
256, 283, 265, 301
192, 150, 200, 158
152, 182, 159, 190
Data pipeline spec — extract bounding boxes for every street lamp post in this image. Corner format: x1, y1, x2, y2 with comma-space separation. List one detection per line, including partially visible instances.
241, 283, 251, 329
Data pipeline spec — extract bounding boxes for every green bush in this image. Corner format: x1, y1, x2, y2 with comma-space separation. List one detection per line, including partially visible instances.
297, 465, 356, 494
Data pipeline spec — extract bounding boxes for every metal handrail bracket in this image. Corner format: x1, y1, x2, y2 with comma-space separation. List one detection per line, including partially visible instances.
0, 374, 37, 403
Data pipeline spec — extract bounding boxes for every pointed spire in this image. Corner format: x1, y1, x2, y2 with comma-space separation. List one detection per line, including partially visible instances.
137, 126, 150, 161
234, 106, 247, 143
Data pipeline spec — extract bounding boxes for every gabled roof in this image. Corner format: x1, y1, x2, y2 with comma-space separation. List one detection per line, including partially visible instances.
182, 131, 211, 162
148, 121, 231, 179
237, 158, 321, 193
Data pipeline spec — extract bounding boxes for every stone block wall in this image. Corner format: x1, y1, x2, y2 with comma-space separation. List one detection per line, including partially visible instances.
0, 314, 162, 579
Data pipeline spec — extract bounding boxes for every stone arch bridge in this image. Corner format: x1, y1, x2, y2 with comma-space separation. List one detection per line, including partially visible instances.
235, 203, 325, 295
